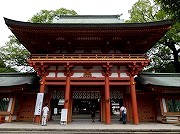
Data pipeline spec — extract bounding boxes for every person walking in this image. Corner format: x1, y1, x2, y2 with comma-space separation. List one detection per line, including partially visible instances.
90, 104, 96, 122
41, 103, 49, 126
120, 105, 127, 124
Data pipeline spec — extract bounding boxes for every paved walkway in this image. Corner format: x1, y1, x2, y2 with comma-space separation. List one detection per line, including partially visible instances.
0, 119, 180, 132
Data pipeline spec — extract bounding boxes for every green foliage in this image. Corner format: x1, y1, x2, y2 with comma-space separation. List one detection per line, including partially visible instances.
1, 35, 30, 67
29, 8, 77, 23
0, 58, 16, 73
127, 0, 170, 23
156, 0, 180, 22
1, 8, 77, 72
127, 0, 180, 73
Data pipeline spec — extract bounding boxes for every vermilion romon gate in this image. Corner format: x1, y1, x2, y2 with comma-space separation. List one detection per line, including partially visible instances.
4, 15, 171, 124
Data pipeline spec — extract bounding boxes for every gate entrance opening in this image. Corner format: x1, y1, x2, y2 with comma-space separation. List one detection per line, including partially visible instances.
73, 99, 99, 115
72, 99, 100, 120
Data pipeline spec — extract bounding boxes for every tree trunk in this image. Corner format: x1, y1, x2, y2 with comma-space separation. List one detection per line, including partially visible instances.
173, 61, 180, 73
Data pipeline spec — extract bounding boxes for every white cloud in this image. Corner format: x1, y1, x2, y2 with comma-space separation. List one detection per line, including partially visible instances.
0, 0, 137, 47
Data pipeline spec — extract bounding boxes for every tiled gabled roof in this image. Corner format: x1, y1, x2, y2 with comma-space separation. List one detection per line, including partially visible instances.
0, 73, 39, 87
135, 73, 180, 87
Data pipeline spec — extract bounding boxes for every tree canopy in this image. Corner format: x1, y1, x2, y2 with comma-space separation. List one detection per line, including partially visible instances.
0, 58, 16, 73
127, 0, 180, 73
29, 8, 77, 23
0, 8, 77, 72
155, 0, 180, 22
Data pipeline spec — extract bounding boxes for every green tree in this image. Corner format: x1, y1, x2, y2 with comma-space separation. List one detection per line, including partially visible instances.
0, 58, 16, 73
127, 0, 180, 73
29, 8, 77, 23
1, 35, 30, 67
1, 8, 77, 72
155, 0, 180, 22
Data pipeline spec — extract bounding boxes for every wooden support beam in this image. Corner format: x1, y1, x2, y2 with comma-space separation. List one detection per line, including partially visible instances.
45, 81, 130, 86
130, 76, 139, 125
105, 75, 111, 124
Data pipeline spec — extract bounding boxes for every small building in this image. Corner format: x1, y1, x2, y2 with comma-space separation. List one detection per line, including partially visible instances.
1, 15, 175, 125
135, 73, 180, 123
0, 73, 39, 122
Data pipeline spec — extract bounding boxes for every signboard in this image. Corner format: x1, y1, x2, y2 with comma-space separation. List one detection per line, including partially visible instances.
162, 98, 167, 113
34, 93, 44, 115
54, 108, 58, 115
60, 109, 68, 125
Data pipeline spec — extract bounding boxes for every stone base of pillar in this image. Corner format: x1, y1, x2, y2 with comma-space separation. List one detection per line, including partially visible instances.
33, 115, 41, 124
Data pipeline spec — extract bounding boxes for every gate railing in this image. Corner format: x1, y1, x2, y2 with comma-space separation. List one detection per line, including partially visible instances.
30, 54, 147, 60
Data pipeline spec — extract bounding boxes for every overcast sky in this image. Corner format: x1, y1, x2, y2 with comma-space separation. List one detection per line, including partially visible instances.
0, 0, 138, 47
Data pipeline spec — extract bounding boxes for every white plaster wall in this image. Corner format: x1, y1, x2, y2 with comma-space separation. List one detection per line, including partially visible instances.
110, 73, 118, 77
47, 72, 56, 77
57, 72, 65, 77
92, 73, 103, 77
71, 73, 84, 77
120, 73, 129, 77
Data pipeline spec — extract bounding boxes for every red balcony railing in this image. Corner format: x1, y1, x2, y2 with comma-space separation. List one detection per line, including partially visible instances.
30, 54, 147, 60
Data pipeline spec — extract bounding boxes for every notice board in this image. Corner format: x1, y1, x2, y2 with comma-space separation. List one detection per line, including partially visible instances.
60, 109, 68, 125
34, 93, 44, 115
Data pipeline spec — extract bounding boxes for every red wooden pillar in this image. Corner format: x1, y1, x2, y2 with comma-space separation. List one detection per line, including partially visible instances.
64, 76, 70, 109
34, 75, 46, 123
67, 86, 73, 123
64, 65, 72, 123
100, 91, 105, 122
69, 97, 73, 122
105, 75, 111, 124
130, 76, 139, 125
40, 76, 46, 93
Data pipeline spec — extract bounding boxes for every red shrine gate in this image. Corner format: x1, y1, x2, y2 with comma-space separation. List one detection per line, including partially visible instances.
28, 54, 149, 124
4, 16, 171, 124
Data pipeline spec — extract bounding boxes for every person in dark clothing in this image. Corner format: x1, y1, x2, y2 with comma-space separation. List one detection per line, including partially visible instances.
120, 105, 127, 124
90, 105, 96, 122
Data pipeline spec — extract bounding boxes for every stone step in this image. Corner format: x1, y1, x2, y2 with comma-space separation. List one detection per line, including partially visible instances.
1, 130, 180, 134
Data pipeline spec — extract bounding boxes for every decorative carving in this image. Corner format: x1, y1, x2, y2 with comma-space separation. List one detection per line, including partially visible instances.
126, 61, 149, 77
84, 71, 92, 78
31, 63, 49, 77
64, 70, 73, 77
102, 62, 112, 77
64, 63, 73, 77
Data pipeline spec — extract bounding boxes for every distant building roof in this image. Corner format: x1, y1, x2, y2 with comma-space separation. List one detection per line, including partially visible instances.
135, 73, 180, 87
0, 73, 39, 87
52, 15, 124, 24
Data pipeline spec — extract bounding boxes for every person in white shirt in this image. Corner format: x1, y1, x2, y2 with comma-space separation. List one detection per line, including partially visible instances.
41, 103, 49, 126
120, 105, 127, 124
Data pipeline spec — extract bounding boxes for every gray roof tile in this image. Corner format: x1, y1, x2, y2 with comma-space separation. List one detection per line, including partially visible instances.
136, 73, 180, 87
53, 15, 124, 24
0, 73, 38, 87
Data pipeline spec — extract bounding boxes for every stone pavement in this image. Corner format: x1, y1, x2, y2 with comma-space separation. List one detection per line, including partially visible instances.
0, 119, 180, 133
